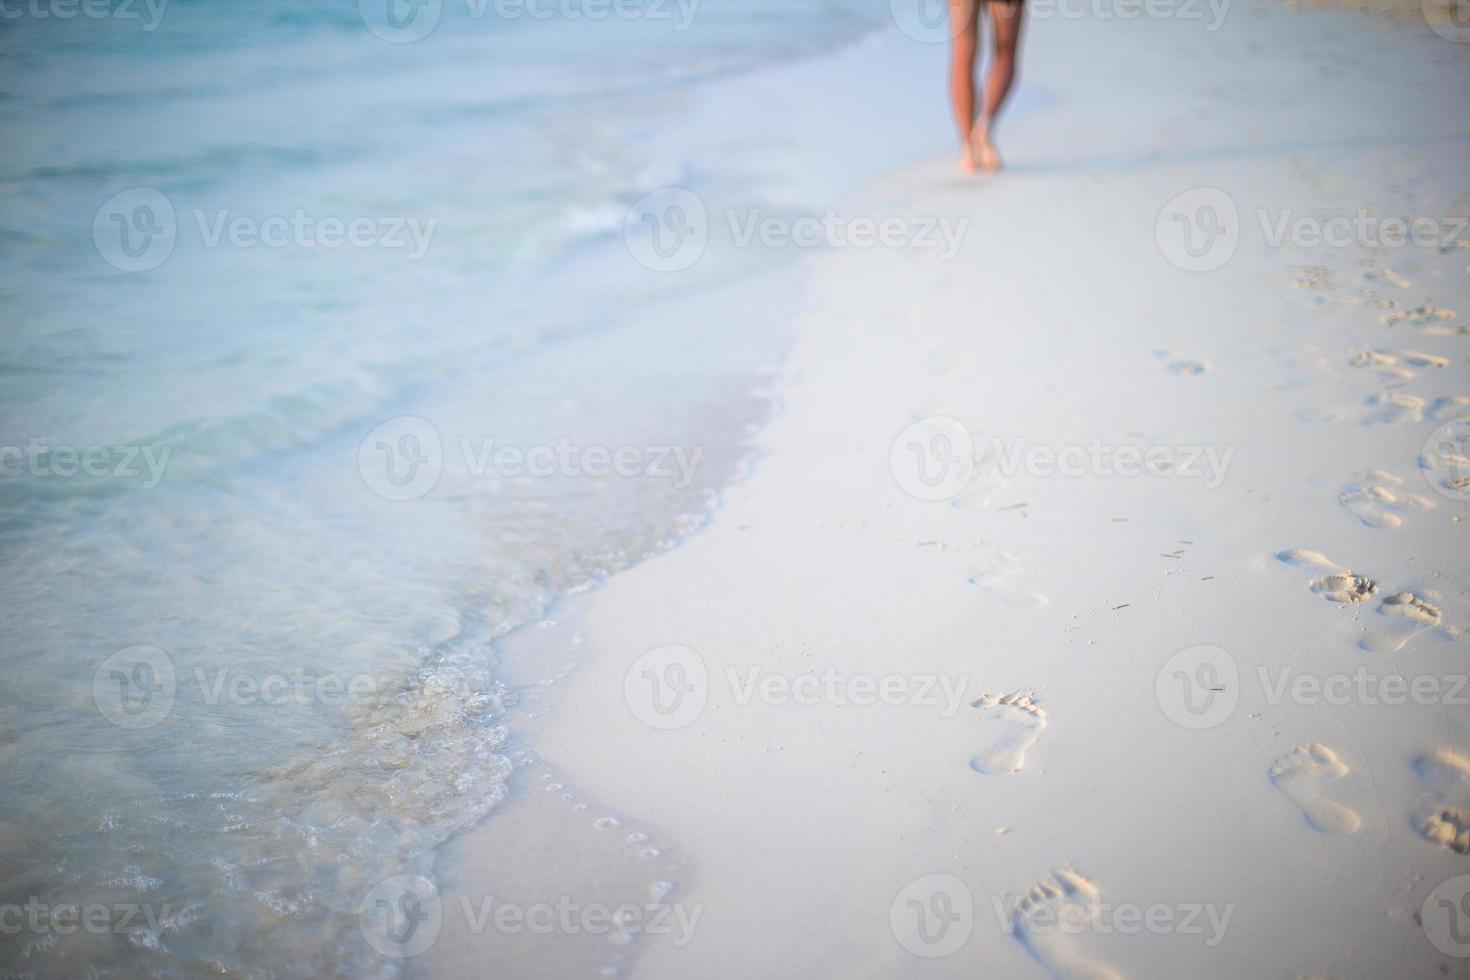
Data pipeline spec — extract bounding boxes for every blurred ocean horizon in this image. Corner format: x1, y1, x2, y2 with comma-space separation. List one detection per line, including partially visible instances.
0, 1, 934, 975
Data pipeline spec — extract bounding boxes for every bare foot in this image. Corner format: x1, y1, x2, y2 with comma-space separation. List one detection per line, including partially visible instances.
973, 129, 1002, 172
958, 143, 979, 174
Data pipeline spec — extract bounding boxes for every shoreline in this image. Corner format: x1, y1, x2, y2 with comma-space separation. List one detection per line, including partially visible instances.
426, 2, 1470, 978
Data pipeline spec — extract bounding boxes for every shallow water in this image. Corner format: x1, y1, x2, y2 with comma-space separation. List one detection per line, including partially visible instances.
0, 1, 925, 974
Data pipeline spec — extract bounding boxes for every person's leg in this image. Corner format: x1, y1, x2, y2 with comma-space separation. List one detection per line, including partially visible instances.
948, 0, 981, 172
975, 0, 1023, 171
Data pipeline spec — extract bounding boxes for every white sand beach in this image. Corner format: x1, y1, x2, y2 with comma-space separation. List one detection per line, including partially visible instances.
423, 2, 1470, 978
4, 0, 1469, 977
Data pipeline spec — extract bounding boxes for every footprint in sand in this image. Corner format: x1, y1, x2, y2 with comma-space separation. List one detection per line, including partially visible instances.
1423, 323, 1470, 337
1270, 744, 1361, 834
1380, 303, 1455, 328
1275, 549, 1378, 603
1363, 266, 1412, 289
925, 349, 976, 378
969, 551, 1049, 609
1277, 553, 1460, 650
1412, 750, 1470, 855
1291, 265, 1334, 291
1011, 869, 1122, 980
1386, 349, 1451, 369
1338, 470, 1434, 528
1348, 348, 1449, 381
1360, 590, 1459, 652
970, 692, 1046, 775
951, 452, 1009, 512
1155, 350, 1210, 376
1426, 395, 1470, 422
1270, 341, 1334, 389
1362, 391, 1425, 426
1347, 348, 1413, 380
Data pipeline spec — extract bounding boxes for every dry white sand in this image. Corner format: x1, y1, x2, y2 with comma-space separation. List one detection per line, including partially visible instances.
421, 2, 1470, 977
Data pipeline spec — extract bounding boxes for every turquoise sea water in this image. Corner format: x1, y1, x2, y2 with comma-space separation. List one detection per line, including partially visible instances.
0, 1, 927, 974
